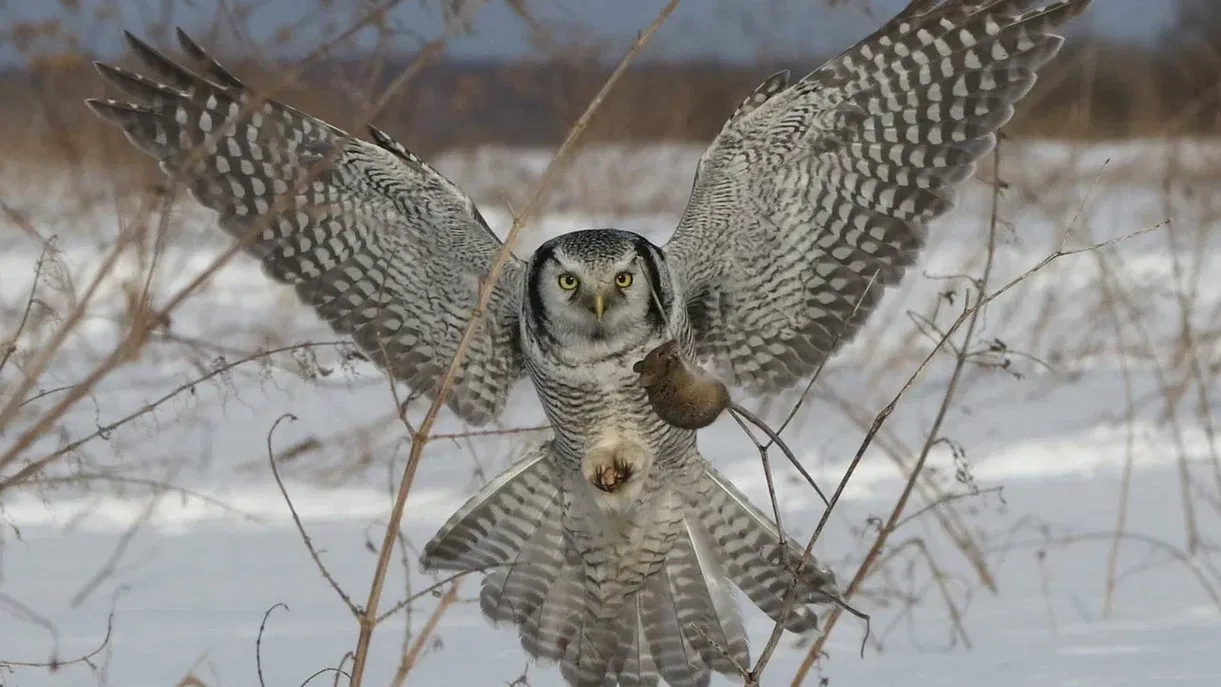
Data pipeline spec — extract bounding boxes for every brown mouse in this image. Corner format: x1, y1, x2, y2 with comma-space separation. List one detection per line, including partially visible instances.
633, 340, 730, 430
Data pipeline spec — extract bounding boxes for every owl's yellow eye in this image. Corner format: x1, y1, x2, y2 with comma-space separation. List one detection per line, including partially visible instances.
615, 272, 633, 288
558, 273, 579, 290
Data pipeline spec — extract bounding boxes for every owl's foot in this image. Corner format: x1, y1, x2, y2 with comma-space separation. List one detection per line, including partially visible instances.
591, 458, 634, 493
582, 436, 652, 507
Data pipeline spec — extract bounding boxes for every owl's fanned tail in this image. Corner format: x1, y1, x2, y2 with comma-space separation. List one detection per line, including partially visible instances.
596, 468, 842, 686
422, 446, 843, 687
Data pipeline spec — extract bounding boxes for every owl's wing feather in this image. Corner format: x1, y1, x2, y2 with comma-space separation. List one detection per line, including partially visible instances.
86, 29, 526, 425
663, 0, 1091, 394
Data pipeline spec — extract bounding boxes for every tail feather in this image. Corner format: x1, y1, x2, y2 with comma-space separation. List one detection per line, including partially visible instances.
479, 502, 565, 626
560, 615, 618, 687
421, 444, 844, 687
694, 468, 840, 634
615, 598, 660, 687
421, 443, 559, 573
521, 543, 587, 663
639, 568, 709, 687
679, 521, 750, 672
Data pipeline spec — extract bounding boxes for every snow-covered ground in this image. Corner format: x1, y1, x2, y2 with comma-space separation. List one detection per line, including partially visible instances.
2, 140, 1220, 687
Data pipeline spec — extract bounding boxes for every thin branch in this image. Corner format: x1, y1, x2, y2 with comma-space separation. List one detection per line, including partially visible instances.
728, 403, 830, 507
0, 239, 53, 378
431, 424, 551, 442
894, 485, 1005, 531
68, 457, 190, 607
376, 570, 472, 624
0, 591, 58, 657
792, 142, 1011, 685
300, 667, 354, 687
992, 529, 1221, 612
726, 406, 792, 612
746, 276, 884, 682
256, 603, 288, 687
267, 413, 358, 615
0, 606, 116, 672
0, 0, 433, 480
388, 581, 462, 687
2, 341, 347, 493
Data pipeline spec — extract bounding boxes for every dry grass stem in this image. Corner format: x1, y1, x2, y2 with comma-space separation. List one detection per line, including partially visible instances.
267, 414, 359, 614
256, 602, 289, 687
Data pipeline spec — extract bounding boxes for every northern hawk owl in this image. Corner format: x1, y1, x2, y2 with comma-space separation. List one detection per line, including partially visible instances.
87, 1, 1092, 685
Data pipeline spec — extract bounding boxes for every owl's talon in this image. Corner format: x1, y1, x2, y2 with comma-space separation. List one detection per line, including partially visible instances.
582, 437, 651, 508
592, 460, 634, 492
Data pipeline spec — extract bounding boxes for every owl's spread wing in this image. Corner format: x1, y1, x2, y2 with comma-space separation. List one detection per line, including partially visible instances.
88, 30, 527, 425
663, 0, 1090, 394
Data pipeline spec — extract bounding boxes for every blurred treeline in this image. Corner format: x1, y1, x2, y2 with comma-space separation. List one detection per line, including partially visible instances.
0, 0, 1217, 171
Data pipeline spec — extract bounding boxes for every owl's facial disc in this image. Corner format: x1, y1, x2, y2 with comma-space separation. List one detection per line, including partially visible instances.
526, 229, 669, 351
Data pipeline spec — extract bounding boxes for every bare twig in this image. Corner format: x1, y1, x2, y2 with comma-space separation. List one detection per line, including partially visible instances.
1102, 284, 1139, 618
4, 341, 347, 494
267, 413, 358, 614
894, 486, 1005, 531
745, 271, 883, 681
0, 239, 53, 378
728, 403, 831, 507
0, 591, 58, 658
300, 667, 354, 687
387, 581, 462, 687
68, 457, 189, 607
726, 406, 793, 598
994, 529, 1221, 612
256, 603, 289, 687
376, 570, 474, 624
0, 606, 116, 673
792, 143, 1012, 684
431, 424, 551, 442
22, 475, 254, 522
724, 400, 835, 681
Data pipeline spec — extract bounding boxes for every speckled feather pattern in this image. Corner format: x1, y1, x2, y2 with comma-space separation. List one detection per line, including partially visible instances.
86, 29, 527, 426
87, 3, 1092, 685
665, 0, 1093, 395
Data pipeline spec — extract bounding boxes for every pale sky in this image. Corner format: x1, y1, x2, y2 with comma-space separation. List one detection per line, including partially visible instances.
0, 0, 1179, 67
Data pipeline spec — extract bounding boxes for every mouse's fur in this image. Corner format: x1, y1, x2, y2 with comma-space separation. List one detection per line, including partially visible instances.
632, 340, 730, 430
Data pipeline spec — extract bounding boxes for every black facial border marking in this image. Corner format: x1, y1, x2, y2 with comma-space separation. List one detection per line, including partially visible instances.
525, 230, 670, 344
525, 243, 560, 346
627, 234, 669, 331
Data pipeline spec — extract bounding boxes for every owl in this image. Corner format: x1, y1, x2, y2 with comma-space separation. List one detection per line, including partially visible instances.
86, 1, 1092, 685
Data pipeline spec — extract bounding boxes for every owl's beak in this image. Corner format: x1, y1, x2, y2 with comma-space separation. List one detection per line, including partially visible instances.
593, 293, 606, 321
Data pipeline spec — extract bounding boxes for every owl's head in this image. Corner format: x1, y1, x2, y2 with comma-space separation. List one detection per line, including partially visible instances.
525, 229, 672, 350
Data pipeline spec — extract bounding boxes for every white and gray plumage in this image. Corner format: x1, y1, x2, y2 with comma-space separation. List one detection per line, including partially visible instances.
86, 1, 1092, 684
